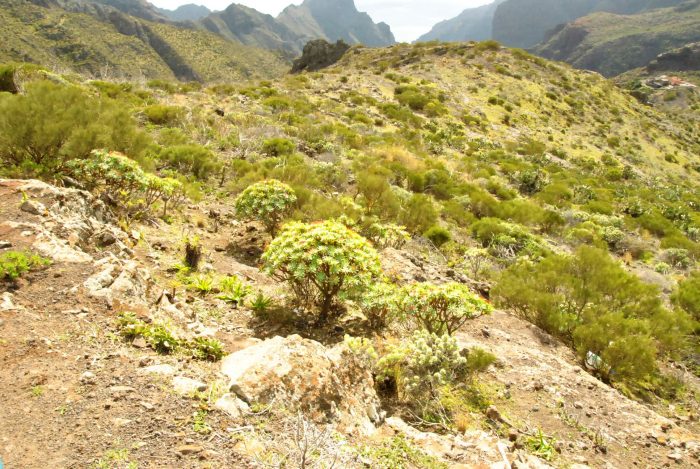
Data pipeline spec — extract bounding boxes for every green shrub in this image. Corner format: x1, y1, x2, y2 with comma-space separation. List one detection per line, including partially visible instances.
68, 150, 185, 219
355, 167, 400, 217
359, 282, 401, 329
396, 282, 492, 335
143, 104, 184, 126
673, 272, 700, 322
261, 137, 296, 156
399, 194, 438, 234
0, 81, 149, 177
216, 275, 252, 305
376, 330, 467, 399
117, 313, 225, 360
424, 225, 451, 247
365, 222, 411, 249
514, 169, 549, 195
158, 144, 219, 179
262, 220, 382, 321
0, 251, 50, 281
234, 180, 297, 235
492, 246, 692, 387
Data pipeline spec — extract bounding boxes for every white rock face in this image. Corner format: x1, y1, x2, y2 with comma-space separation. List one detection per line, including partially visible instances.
220, 334, 383, 434
83, 256, 151, 307
0, 179, 131, 264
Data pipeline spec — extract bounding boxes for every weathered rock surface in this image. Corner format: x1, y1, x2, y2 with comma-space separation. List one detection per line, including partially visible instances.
0, 179, 130, 263
220, 334, 382, 433
291, 39, 351, 73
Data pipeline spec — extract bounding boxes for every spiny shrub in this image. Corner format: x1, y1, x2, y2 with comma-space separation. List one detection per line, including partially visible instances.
376, 330, 467, 399
0, 81, 149, 177
396, 282, 492, 335
365, 222, 411, 249
234, 180, 297, 236
262, 220, 382, 321
0, 251, 50, 281
68, 150, 185, 219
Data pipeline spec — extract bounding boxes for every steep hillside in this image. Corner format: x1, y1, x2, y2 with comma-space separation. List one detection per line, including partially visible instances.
198, 3, 302, 56
1, 41, 699, 468
155, 3, 211, 22
0, 0, 287, 81
198, 0, 395, 56
416, 0, 506, 43
277, 0, 395, 48
534, 1, 700, 76
492, 0, 685, 48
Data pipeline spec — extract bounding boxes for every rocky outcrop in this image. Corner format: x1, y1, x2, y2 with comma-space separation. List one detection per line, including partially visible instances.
155, 3, 211, 22
278, 0, 395, 48
291, 39, 351, 73
219, 334, 383, 434
647, 42, 700, 71
0, 179, 130, 264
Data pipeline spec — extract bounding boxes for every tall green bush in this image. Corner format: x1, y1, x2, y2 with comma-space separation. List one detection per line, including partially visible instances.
396, 282, 492, 335
234, 180, 297, 235
0, 81, 149, 178
262, 220, 381, 321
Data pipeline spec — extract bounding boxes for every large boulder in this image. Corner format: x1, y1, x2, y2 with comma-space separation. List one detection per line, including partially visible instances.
291, 39, 350, 73
220, 334, 383, 434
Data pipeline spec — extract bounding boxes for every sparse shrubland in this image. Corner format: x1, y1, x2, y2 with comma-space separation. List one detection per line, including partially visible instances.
1, 38, 700, 468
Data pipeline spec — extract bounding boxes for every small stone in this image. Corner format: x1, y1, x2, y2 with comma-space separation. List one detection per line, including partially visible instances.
177, 444, 203, 456
113, 418, 132, 427
667, 452, 683, 463
138, 357, 152, 367
172, 376, 207, 395
80, 371, 96, 385
98, 231, 118, 247
574, 401, 584, 409
141, 364, 176, 376
132, 336, 148, 348
140, 401, 155, 411
215, 393, 249, 419
0, 241, 12, 249
508, 428, 519, 442
533, 382, 544, 391
109, 385, 135, 394
485, 405, 504, 422
20, 200, 44, 215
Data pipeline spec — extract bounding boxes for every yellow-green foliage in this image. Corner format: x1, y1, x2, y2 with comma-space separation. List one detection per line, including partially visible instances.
0, 81, 149, 177
0, 251, 50, 281
262, 220, 382, 320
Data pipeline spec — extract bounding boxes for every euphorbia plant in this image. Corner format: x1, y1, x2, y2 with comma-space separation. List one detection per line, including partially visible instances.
397, 282, 492, 335
234, 179, 297, 236
262, 220, 381, 321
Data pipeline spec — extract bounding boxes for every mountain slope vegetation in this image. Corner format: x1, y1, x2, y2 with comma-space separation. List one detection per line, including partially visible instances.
491, 0, 686, 48
534, 1, 700, 76
0, 40, 699, 468
0, 0, 287, 81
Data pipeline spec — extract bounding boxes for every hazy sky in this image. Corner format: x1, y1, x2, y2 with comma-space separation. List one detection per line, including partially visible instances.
149, 0, 493, 42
